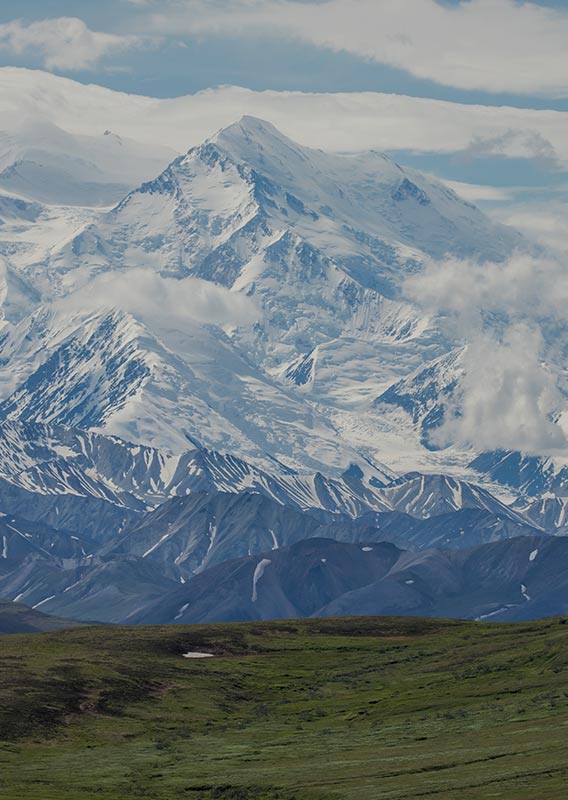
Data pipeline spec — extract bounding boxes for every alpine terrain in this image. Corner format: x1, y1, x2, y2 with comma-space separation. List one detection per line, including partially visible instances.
0, 69, 566, 626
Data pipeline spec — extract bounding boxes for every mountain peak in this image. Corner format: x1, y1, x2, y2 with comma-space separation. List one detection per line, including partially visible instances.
215, 115, 291, 144
210, 116, 309, 175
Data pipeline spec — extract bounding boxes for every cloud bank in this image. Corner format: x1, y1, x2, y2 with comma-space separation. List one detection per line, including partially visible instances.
1, 68, 566, 168
404, 254, 568, 455
147, 0, 568, 97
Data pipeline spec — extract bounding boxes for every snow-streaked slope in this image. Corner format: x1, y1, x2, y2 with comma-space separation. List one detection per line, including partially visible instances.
106, 491, 327, 578
375, 348, 466, 445
513, 493, 568, 532
106, 482, 540, 581
0, 304, 396, 474
380, 472, 528, 523
0, 463, 547, 623
4, 494, 537, 625
0, 420, 529, 534
351, 507, 542, 551
120, 535, 568, 626
0, 419, 393, 516
471, 450, 568, 501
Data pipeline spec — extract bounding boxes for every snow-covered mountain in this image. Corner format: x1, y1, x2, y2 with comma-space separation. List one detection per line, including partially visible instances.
48, 116, 519, 285
0, 480, 544, 624
470, 450, 568, 502
0, 118, 176, 206
0, 115, 526, 482
0, 416, 549, 622
1, 88, 567, 626
0, 420, 393, 514
0, 420, 526, 524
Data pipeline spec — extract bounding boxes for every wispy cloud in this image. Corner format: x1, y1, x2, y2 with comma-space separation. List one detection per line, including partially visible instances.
404, 254, 568, 455
460, 129, 559, 168
144, 0, 568, 97
438, 179, 514, 204
493, 198, 568, 253
0, 17, 140, 71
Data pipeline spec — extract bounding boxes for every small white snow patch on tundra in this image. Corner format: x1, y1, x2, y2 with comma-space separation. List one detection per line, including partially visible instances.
405, 579, 414, 585
529, 548, 539, 562
361, 546, 373, 552
251, 558, 272, 602
182, 652, 214, 659
321, 558, 327, 563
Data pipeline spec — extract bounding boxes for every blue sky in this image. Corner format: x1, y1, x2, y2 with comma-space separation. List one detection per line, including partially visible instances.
0, 0, 566, 243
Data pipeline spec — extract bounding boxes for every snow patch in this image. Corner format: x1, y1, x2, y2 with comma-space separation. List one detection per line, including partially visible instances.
251, 558, 272, 603
51, 444, 77, 459
142, 531, 172, 558
521, 583, 531, 601
174, 603, 189, 621
32, 594, 56, 609
529, 548, 539, 562
182, 652, 214, 659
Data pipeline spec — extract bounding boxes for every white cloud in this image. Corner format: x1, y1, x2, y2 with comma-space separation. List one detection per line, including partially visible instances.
404, 254, 568, 455
59, 268, 259, 329
147, 0, 568, 97
441, 324, 566, 454
439, 179, 513, 204
492, 199, 568, 253
0, 18, 139, 71
2, 69, 567, 166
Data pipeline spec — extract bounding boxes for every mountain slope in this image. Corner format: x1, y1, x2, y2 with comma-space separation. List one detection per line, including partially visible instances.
0, 118, 176, 206
127, 535, 566, 625
0, 599, 86, 634
0, 304, 385, 473
0, 460, 544, 624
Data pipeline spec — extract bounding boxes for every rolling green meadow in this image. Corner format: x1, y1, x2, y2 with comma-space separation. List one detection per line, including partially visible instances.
2, 616, 568, 799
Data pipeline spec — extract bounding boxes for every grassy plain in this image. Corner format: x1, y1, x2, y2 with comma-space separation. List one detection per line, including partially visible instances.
1, 616, 568, 799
